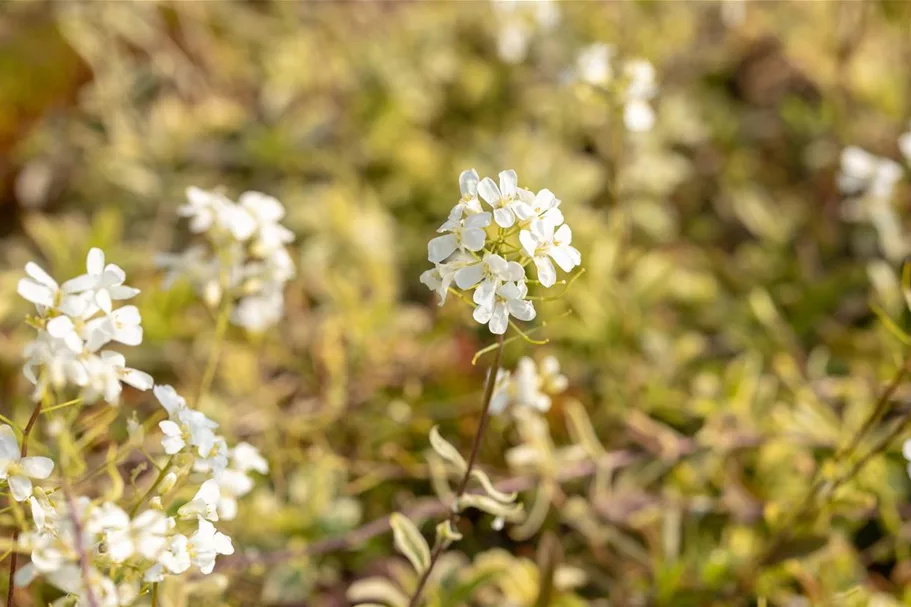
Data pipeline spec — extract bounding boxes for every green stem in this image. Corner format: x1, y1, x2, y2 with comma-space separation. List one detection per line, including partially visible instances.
194, 292, 231, 409
130, 459, 174, 517
407, 333, 506, 607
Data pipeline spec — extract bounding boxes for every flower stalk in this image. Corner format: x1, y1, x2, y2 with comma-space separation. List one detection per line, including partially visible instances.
407, 333, 505, 607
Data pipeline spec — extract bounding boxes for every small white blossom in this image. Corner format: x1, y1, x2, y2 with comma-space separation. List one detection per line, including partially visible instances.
61, 248, 139, 315
838, 146, 903, 199
478, 170, 522, 228
428, 212, 491, 263
455, 253, 525, 309
575, 43, 614, 87
0, 425, 54, 501
472, 281, 536, 335
520, 221, 581, 287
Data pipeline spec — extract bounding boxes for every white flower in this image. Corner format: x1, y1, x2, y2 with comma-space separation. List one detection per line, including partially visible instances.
472, 281, 536, 334
899, 127, 911, 166
153, 533, 192, 577
238, 191, 295, 254
478, 170, 522, 228
421, 255, 473, 306
428, 211, 491, 263
538, 355, 568, 394
0, 425, 54, 502
83, 305, 143, 351
231, 286, 285, 332
520, 221, 581, 287
575, 43, 615, 87
454, 253, 525, 309
61, 248, 139, 315
179, 187, 232, 235
189, 518, 234, 574
94, 504, 169, 564
192, 436, 229, 478
489, 369, 513, 414
513, 188, 563, 230
451, 169, 484, 218
159, 409, 218, 457
23, 334, 89, 394
94, 351, 153, 400
17, 263, 84, 313
153, 384, 187, 416
231, 442, 269, 474
838, 146, 903, 198
513, 357, 551, 412
178, 479, 221, 522
45, 316, 84, 354
212, 469, 253, 521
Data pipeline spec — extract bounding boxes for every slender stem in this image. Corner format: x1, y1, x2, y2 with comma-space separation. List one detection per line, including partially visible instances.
7, 400, 43, 607
130, 459, 174, 517
407, 333, 505, 607
194, 288, 231, 409
837, 355, 910, 459
151, 582, 159, 607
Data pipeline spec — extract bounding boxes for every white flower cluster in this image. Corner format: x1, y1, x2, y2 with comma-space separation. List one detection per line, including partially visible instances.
492, 0, 560, 64
11, 385, 268, 603
573, 43, 658, 132
17, 248, 152, 405
420, 169, 581, 335
490, 355, 568, 415
158, 187, 295, 332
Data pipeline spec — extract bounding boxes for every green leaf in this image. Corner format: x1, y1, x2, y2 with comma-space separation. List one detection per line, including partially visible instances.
390, 513, 432, 575
470, 469, 517, 504
429, 426, 467, 474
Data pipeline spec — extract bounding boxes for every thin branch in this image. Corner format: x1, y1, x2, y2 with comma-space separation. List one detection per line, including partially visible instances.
60, 481, 100, 607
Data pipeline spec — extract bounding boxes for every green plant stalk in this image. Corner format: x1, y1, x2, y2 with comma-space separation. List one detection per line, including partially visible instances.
407, 333, 506, 607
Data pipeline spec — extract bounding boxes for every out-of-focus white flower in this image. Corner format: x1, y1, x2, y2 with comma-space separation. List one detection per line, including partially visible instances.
575, 43, 614, 87
899, 127, 911, 166
231, 286, 285, 332
193, 436, 229, 478
189, 518, 234, 574
623, 59, 657, 132
489, 356, 569, 415
473, 281, 536, 335
0, 425, 54, 502
492, 0, 559, 64
94, 504, 169, 564
838, 146, 903, 199
520, 221, 581, 287
178, 479, 221, 522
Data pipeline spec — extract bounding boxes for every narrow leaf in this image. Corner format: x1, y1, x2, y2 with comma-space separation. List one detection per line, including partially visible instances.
457, 494, 525, 521
470, 469, 517, 504
429, 426, 467, 474
389, 513, 431, 575
347, 577, 409, 607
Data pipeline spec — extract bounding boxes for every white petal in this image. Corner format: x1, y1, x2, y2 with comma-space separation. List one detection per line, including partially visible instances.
473, 304, 493, 325
459, 169, 479, 196
493, 207, 515, 228
485, 253, 508, 275
519, 230, 538, 256
0, 426, 20, 459
454, 263, 485, 290
535, 257, 557, 287
488, 303, 509, 335
20, 457, 54, 480
122, 369, 153, 391
507, 299, 536, 321
428, 234, 458, 263
463, 212, 491, 229
554, 224, 572, 245
549, 246, 577, 272
504, 261, 525, 282
46, 316, 74, 339
477, 177, 501, 206
61, 273, 95, 294
86, 248, 105, 275
461, 228, 486, 252
25, 263, 57, 289
499, 170, 518, 197
472, 279, 497, 308
8, 475, 32, 501
17, 279, 54, 307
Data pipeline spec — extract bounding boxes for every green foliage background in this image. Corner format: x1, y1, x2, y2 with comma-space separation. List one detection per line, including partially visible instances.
2, 2, 911, 605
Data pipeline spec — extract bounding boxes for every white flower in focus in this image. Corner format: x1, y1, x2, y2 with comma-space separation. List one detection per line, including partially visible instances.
428, 211, 491, 263
421, 255, 473, 306
62, 248, 139, 315
193, 437, 229, 478
575, 43, 614, 87
451, 169, 483, 218
454, 253, 525, 309
17, 262, 85, 314
514, 188, 564, 230
478, 170, 522, 228
472, 281, 536, 335
154, 384, 187, 416
0, 425, 54, 502
519, 221, 581, 287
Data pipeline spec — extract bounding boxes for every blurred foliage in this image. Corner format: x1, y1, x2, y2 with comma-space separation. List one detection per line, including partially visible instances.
4, 1, 911, 605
